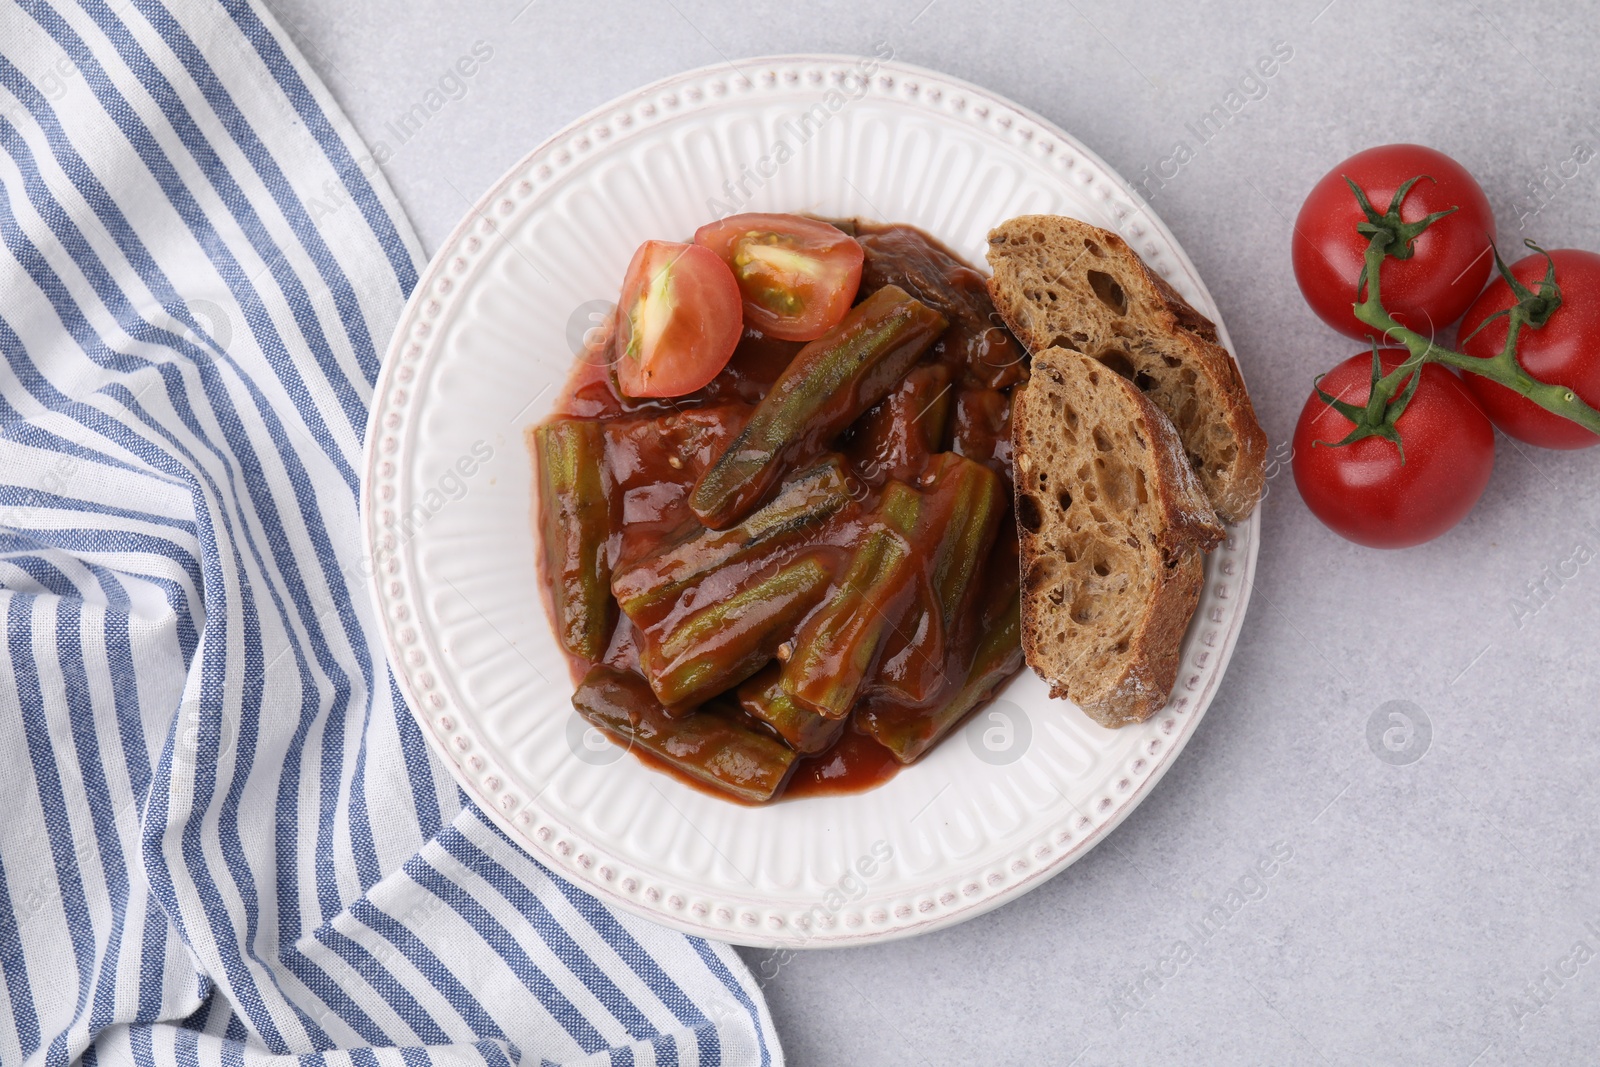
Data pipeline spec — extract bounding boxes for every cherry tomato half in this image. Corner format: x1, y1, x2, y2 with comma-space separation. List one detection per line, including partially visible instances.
1292, 350, 1495, 549
613, 240, 743, 398
694, 213, 864, 341
1293, 144, 1495, 340
1458, 248, 1600, 449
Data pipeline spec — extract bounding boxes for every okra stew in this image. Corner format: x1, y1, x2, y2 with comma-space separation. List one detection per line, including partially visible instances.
529, 215, 1030, 803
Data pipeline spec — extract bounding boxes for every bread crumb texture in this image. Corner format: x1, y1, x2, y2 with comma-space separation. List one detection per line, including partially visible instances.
988, 215, 1267, 523
1012, 349, 1221, 727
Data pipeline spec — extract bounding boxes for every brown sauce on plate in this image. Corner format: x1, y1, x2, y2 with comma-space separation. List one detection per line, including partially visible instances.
533, 220, 1028, 801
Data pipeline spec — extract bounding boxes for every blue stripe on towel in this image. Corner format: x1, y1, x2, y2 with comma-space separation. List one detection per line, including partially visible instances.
0, 2, 781, 1065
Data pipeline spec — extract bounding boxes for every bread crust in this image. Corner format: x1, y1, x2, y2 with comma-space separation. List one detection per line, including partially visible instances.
1012, 349, 1222, 727
987, 215, 1267, 523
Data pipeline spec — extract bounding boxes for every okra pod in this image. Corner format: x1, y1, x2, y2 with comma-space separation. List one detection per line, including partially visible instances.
922, 453, 1006, 635
640, 554, 832, 709
864, 457, 1004, 707
690, 285, 947, 528
735, 663, 846, 756
859, 590, 1023, 764
869, 586, 946, 709
876, 479, 924, 535
846, 363, 954, 485
860, 480, 938, 709
781, 525, 919, 719
573, 666, 797, 802
611, 455, 853, 622
532, 418, 615, 661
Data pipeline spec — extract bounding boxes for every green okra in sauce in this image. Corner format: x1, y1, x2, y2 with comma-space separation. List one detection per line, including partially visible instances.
611, 455, 854, 623
923, 453, 1007, 635
535, 220, 1030, 802
735, 664, 847, 756
532, 418, 615, 661
847, 362, 954, 485
858, 456, 1005, 708
573, 666, 798, 802
860, 588, 1024, 764
781, 524, 919, 719
690, 284, 947, 529
639, 554, 833, 710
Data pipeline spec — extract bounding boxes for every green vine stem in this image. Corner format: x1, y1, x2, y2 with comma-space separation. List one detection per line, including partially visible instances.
1322, 176, 1600, 443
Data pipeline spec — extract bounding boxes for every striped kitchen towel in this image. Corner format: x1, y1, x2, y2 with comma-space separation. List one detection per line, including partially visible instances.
0, 1, 781, 1064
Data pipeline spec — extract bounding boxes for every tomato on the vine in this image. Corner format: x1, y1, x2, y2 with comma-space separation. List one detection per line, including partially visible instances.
1458, 248, 1600, 450
695, 213, 863, 341
1292, 350, 1495, 549
1293, 144, 1495, 340
612, 240, 743, 398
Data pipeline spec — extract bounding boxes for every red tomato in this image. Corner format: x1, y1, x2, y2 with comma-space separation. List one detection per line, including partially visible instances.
1292, 350, 1495, 548
1458, 248, 1600, 449
1293, 145, 1495, 340
613, 240, 742, 398
694, 213, 863, 341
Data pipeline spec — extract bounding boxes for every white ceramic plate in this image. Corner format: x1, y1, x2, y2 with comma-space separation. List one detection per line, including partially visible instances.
361, 55, 1259, 948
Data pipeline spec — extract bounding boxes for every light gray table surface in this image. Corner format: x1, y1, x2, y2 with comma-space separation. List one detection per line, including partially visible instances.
269, 0, 1600, 1062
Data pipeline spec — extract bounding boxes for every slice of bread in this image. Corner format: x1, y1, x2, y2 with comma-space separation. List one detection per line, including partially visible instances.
1012, 348, 1224, 727
987, 215, 1267, 523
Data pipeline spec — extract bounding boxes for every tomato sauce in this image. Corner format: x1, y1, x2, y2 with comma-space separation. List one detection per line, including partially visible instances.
533, 220, 1028, 801
623, 725, 901, 805
785, 728, 903, 798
